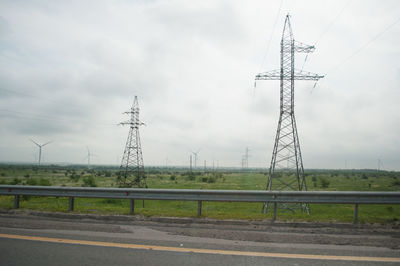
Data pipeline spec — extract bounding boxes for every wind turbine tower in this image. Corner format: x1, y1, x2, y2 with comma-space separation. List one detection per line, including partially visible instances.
255, 15, 324, 213
85, 147, 97, 169
192, 149, 201, 169
30, 139, 52, 165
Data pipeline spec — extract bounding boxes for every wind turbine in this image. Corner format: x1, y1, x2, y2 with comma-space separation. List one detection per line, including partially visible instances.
30, 139, 52, 165
84, 146, 97, 169
191, 149, 201, 168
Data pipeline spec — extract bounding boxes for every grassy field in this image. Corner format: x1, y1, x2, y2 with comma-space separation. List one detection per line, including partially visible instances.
0, 164, 399, 223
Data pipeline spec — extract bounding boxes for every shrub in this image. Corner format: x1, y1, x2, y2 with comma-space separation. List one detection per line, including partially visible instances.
391, 180, 400, 186
10, 178, 22, 185
185, 173, 195, 181
169, 175, 176, 181
69, 173, 81, 182
214, 173, 223, 179
38, 178, 51, 186
82, 176, 97, 187
26, 178, 38, 185
201, 177, 208, 182
207, 176, 216, 183
320, 177, 330, 188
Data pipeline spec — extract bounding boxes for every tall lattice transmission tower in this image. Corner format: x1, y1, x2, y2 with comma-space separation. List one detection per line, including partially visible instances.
255, 15, 323, 213
118, 96, 147, 188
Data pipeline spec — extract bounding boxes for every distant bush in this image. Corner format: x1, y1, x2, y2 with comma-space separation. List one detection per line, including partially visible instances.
213, 173, 223, 179
391, 180, 400, 186
26, 178, 37, 185
10, 178, 22, 185
24, 174, 30, 178
207, 176, 216, 183
169, 175, 176, 181
311, 176, 317, 182
82, 176, 97, 187
201, 177, 208, 182
25, 177, 51, 186
38, 178, 51, 186
320, 177, 330, 188
185, 173, 195, 181
69, 173, 81, 182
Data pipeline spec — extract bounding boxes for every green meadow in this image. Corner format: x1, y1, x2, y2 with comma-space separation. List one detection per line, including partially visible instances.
0, 164, 399, 223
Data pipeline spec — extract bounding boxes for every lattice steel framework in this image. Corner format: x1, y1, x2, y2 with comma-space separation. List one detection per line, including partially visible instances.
255, 15, 323, 213
118, 96, 147, 188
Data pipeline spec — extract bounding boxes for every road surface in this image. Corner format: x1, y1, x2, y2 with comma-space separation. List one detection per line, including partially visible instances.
0, 211, 399, 265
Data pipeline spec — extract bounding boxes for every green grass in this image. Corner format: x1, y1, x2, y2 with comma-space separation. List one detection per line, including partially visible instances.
0, 165, 399, 223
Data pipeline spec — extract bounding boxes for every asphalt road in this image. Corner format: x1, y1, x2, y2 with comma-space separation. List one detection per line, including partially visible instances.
0, 211, 399, 266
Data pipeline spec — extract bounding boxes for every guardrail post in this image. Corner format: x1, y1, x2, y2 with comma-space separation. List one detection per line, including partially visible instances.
69, 197, 74, 212
130, 199, 135, 215
273, 202, 277, 222
14, 195, 20, 209
198, 201, 202, 217
353, 203, 358, 224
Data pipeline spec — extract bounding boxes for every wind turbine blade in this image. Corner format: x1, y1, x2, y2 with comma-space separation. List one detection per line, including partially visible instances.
42, 141, 53, 147
30, 139, 40, 147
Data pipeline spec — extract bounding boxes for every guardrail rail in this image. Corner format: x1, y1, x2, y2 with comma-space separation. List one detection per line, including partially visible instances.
1, 185, 399, 223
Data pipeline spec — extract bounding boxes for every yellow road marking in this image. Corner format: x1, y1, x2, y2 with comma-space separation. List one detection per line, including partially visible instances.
0, 233, 399, 262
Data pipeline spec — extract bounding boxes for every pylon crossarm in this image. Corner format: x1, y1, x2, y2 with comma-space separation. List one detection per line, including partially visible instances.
255, 69, 281, 80
294, 41, 315, 53
293, 69, 324, 80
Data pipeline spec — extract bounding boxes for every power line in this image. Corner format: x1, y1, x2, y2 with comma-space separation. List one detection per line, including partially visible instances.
313, 0, 353, 46
0, 108, 115, 127
257, 0, 284, 73
301, 0, 352, 73
0, 87, 84, 110
327, 15, 400, 76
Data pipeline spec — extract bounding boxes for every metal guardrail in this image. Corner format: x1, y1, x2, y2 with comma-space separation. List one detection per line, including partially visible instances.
1, 185, 399, 223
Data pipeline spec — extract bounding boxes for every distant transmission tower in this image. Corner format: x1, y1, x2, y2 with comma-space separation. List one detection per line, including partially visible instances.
255, 15, 323, 213
241, 147, 250, 170
118, 96, 147, 188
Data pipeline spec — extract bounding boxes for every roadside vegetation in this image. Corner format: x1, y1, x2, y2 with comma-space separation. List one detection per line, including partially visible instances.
0, 164, 399, 223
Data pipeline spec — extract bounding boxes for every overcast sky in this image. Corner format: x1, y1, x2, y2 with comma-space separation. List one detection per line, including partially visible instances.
0, 0, 399, 170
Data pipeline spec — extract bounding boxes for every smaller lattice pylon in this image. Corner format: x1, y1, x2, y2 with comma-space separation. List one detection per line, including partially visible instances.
118, 96, 147, 188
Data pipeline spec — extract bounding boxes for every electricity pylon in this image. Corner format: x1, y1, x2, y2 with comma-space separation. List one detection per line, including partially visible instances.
30, 139, 52, 165
255, 15, 323, 213
118, 96, 147, 188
